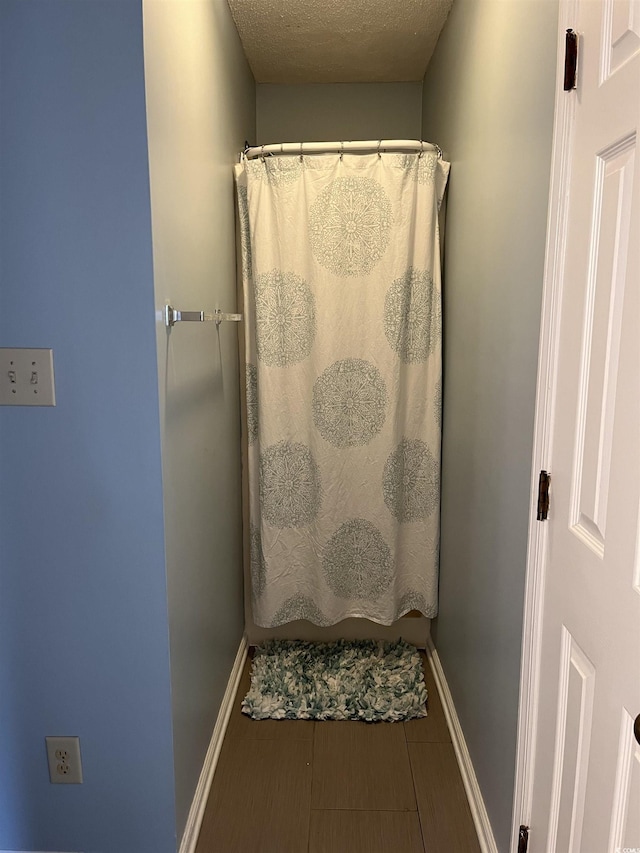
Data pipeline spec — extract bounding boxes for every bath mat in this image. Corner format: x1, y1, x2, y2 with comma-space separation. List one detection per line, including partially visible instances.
241, 639, 428, 722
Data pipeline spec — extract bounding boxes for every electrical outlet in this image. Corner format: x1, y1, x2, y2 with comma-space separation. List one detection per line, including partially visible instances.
45, 736, 83, 784
0, 348, 56, 406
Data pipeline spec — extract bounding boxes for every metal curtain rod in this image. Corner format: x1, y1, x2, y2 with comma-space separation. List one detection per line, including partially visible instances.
243, 139, 443, 160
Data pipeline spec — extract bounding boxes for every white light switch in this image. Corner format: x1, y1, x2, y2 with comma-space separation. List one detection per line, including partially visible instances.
0, 348, 56, 406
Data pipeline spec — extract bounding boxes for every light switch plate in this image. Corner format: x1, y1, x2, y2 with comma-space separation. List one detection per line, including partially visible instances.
0, 348, 56, 406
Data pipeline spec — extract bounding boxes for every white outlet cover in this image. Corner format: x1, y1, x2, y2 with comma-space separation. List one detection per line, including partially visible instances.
45, 736, 83, 784
0, 348, 56, 406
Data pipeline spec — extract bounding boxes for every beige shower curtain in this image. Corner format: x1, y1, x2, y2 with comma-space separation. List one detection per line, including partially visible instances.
235, 149, 449, 627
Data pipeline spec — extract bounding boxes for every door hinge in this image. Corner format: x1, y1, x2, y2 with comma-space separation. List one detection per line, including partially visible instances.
518, 825, 529, 853
537, 470, 551, 521
564, 29, 578, 90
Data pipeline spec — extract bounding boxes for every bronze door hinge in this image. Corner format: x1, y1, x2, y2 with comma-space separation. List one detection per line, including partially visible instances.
564, 29, 578, 90
537, 471, 551, 521
518, 825, 529, 853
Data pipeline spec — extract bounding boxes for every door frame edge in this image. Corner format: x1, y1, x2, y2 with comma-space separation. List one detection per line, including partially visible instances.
510, 0, 579, 848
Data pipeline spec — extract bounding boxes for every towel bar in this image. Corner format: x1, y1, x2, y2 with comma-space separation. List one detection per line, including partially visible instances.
164, 305, 243, 328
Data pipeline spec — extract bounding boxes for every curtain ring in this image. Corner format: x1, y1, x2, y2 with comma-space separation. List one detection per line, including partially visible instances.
300, 141, 303, 162
340, 141, 344, 161
260, 144, 265, 163
377, 140, 382, 159
434, 143, 443, 159
419, 140, 424, 159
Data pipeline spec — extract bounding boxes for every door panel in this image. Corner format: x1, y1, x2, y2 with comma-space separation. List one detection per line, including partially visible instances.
528, 0, 639, 849
603, 0, 640, 78
547, 629, 595, 853
570, 138, 634, 555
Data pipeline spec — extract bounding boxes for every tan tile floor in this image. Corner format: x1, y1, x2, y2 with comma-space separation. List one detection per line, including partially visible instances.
196, 651, 481, 853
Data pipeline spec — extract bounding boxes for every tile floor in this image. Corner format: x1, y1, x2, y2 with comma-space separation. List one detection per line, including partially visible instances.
196, 650, 481, 853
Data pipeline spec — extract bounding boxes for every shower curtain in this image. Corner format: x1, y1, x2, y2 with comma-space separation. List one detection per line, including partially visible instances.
235, 149, 449, 628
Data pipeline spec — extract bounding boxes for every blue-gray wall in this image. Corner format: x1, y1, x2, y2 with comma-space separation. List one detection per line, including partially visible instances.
257, 83, 422, 143
421, 1, 558, 849
143, 0, 254, 838
0, 2, 176, 851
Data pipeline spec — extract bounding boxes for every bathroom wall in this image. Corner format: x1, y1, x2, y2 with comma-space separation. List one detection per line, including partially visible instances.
143, 0, 255, 839
421, 1, 559, 849
0, 2, 176, 851
256, 82, 423, 143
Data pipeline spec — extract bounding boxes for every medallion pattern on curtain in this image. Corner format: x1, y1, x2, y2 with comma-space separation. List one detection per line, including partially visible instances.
235, 151, 449, 627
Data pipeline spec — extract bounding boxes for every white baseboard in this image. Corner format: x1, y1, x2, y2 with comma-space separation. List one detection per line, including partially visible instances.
426, 638, 498, 853
178, 635, 249, 853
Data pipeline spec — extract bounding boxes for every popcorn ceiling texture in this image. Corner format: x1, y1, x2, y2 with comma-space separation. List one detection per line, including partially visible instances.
227, 0, 454, 83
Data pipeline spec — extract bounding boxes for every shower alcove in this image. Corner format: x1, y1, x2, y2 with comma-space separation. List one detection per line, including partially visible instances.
142, 1, 558, 850
238, 129, 443, 650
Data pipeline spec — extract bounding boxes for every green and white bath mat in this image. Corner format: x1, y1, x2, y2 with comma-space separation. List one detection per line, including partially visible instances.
241, 639, 427, 722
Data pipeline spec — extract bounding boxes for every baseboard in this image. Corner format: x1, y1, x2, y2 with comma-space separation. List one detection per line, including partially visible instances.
426, 638, 498, 853
178, 635, 248, 853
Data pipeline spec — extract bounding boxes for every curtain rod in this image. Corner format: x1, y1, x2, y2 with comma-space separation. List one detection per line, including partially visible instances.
242, 139, 442, 160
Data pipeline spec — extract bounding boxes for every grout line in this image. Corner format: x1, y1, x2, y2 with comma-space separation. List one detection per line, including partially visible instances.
400, 723, 419, 813
310, 721, 318, 804
408, 655, 430, 853
307, 721, 316, 853
406, 741, 428, 853
225, 733, 314, 739
308, 806, 419, 813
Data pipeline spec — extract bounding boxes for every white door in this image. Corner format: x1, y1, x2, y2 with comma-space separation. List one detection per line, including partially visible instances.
525, 0, 640, 851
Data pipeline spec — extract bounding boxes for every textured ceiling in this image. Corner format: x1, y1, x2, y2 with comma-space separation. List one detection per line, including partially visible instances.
226, 0, 453, 83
